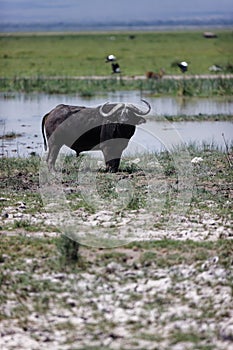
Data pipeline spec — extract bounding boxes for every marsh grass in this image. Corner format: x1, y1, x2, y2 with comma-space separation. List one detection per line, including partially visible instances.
0, 76, 232, 96
160, 114, 233, 122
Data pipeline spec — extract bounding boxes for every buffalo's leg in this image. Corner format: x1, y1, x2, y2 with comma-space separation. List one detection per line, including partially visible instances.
102, 146, 124, 173
105, 158, 121, 173
46, 144, 61, 170
102, 138, 129, 172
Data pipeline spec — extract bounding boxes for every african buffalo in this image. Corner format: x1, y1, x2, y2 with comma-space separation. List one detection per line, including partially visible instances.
41, 100, 151, 172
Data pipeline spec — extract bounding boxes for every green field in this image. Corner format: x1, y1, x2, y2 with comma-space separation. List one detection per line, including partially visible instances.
0, 30, 232, 77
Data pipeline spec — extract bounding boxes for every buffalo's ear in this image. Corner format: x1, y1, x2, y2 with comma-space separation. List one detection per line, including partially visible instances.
137, 116, 146, 125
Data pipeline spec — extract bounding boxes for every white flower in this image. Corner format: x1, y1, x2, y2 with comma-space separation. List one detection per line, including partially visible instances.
97, 160, 104, 167
132, 158, 141, 164
191, 157, 203, 164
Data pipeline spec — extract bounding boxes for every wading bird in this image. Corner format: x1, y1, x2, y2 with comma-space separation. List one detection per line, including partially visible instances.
105, 54, 121, 74
105, 54, 116, 62
178, 61, 188, 73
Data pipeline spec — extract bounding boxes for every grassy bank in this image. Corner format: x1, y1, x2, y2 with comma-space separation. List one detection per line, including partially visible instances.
0, 31, 232, 77
0, 144, 232, 234
0, 76, 232, 96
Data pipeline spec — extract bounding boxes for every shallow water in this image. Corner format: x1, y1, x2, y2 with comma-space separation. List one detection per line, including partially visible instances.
0, 92, 232, 157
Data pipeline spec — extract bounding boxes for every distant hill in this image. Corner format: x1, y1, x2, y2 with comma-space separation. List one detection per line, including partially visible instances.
0, 16, 232, 32
0, 0, 232, 33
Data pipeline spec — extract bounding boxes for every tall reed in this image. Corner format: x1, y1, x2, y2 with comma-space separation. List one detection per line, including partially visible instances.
0, 76, 232, 96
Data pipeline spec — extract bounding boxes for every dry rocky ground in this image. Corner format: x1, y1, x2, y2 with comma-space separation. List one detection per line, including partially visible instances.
0, 149, 232, 350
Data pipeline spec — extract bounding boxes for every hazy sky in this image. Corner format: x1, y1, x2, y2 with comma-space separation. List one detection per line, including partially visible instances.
0, 0, 232, 23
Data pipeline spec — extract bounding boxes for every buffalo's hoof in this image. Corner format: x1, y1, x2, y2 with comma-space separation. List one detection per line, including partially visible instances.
108, 168, 119, 173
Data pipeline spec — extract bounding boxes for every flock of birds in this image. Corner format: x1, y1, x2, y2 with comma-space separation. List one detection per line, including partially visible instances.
105, 53, 189, 76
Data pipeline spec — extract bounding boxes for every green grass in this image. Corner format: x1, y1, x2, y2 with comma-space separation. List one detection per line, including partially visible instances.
0, 30, 232, 77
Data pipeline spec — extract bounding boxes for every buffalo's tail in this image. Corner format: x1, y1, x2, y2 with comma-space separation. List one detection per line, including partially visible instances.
41, 112, 49, 151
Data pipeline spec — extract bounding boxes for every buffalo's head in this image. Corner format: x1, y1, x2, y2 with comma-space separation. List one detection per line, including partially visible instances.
99, 99, 151, 125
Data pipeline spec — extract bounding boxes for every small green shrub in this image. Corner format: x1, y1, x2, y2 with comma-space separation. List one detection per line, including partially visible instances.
56, 234, 80, 264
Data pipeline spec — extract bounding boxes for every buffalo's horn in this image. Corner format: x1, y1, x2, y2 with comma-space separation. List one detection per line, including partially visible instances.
99, 102, 124, 117
130, 99, 151, 116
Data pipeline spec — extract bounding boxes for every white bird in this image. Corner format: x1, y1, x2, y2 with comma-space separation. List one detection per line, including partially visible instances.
105, 54, 116, 62
178, 61, 188, 73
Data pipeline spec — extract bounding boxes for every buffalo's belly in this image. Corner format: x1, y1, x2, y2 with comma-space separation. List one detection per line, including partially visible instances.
69, 127, 102, 153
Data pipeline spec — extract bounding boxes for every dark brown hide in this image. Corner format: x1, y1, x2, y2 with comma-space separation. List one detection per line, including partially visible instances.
42, 101, 149, 172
